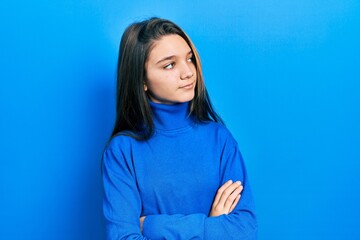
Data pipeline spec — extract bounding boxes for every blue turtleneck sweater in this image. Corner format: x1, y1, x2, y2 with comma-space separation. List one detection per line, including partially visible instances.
102, 101, 257, 239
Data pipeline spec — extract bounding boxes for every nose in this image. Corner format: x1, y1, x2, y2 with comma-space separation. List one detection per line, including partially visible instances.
180, 62, 194, 80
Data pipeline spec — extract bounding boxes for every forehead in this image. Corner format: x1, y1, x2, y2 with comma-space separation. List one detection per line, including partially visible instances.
148, 34, 191, 61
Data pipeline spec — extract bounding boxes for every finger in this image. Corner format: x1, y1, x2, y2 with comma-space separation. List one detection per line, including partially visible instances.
140, 216, 146, 232
217, 181, 241, 208
238, 183, 244, 194
213, 180, 233, 206
229, 194, 241, 213
223, 183, 242, 211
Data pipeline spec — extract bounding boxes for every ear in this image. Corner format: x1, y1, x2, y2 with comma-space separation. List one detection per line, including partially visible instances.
144, 82, 148, 91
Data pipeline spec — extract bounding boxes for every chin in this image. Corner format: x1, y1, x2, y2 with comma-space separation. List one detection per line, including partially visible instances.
178, 94, 195, 103
154, 93, 195, 104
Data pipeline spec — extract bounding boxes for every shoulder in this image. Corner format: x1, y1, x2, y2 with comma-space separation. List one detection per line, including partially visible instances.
104, 132, 140, 154
198, 121, 238, 146
102, 133, 142, 169
202, 121, 234, 138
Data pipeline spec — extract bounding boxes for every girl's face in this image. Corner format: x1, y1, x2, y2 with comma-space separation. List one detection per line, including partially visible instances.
145, 34, 197, 104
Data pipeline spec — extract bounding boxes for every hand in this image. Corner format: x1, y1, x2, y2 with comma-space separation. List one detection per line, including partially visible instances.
140, 216, 146, 232
209, 180, 243, 217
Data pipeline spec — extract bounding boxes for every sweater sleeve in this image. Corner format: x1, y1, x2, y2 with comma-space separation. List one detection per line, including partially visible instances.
204, 142, 258, 239
102, 144, 150, 240
142, 142, 258, 240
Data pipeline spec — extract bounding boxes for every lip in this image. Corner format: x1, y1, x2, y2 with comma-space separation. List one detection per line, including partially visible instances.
180, 82, 195, 89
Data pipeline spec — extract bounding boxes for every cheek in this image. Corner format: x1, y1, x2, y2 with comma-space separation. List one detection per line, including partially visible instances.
146, 69, 161, 86
150, 71, 174, 84
190, 64, 197, 77
147, 72, 173, 92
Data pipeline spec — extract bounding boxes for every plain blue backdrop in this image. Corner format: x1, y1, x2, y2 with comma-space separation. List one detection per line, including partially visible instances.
1, 0, 359, 239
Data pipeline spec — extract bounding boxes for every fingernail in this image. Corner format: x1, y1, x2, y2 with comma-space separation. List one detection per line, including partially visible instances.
236, 181, 241, 185
227, 180, 233, 184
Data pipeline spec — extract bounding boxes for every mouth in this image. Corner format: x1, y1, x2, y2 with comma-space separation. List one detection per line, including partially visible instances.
180, 82, 195, 89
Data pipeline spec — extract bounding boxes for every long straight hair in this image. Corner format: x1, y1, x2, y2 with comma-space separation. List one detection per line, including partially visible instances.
111, 17, 223, 140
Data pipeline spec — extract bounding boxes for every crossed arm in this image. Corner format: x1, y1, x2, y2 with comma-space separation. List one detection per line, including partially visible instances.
140, 180, 243, 231
103, 141, 257, 239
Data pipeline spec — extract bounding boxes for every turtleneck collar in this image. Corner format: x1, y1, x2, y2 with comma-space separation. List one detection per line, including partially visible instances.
149, 101, 193, 131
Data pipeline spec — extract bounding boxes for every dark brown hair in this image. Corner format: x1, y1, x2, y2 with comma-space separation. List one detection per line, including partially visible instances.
111, 17, 223, 140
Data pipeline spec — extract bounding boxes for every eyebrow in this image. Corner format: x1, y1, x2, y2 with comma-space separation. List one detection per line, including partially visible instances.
156, 50, 193, 65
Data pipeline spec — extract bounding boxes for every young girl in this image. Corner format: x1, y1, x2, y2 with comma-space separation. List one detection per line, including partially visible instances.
102, 17, 257, 239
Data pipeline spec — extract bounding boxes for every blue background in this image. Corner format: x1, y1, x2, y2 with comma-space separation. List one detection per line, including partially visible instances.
1, 0, 359, 239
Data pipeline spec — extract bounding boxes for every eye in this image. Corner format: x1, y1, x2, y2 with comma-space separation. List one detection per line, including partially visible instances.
164, 62, 175, 69
187, 56, 194, 62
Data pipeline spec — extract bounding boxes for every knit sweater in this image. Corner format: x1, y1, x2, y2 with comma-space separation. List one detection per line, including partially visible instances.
102, 101, 257, 239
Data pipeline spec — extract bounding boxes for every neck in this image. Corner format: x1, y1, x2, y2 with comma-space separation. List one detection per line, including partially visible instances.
149, 101, 193, 131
